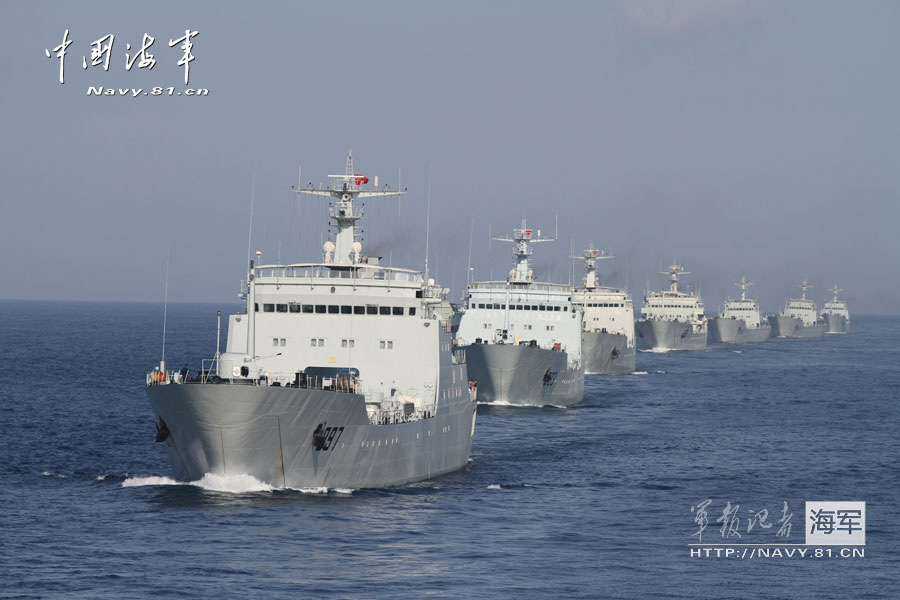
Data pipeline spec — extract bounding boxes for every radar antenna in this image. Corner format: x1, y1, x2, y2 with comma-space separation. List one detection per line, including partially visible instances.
491, 217, 556, 284
294, 151, 406, 265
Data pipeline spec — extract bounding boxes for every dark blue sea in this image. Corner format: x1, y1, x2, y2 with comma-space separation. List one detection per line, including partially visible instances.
1, 300, 897, 599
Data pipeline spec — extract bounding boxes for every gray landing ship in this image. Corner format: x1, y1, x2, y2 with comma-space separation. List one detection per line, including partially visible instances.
822, 285, 850, 334
768, 279, 826, 339
571, 245, 635, 375
635, 264, 708, 351
455, 220, 585, 406
145, 153, 477, 490
708, 276, 772, 343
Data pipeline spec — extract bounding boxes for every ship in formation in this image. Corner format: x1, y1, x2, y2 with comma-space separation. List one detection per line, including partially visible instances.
455, 220, 585, 406
768, 279, 826, 339
634, 264, 708, 351
146, 153, 477, 490
570, 245, 635, 374
708, 276, 772, 343
821, 285, 850, 333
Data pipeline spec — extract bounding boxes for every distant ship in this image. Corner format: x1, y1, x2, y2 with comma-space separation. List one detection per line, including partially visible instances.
145, 153, 477, 489
768, 279, 826, 339
708, 276, 771, 343
570, 245, 635, 375
635, 264, 708, 351
822, 285, 850, 334
455, 219, 585, 406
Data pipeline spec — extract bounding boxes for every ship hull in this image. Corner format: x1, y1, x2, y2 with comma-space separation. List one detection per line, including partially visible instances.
582, 331, 635, 375
146, 383, 476, 489
708, 318, 771, 344
824, 313, 850, 334
634, 319, 707, 351
461, 343, 584, 406
768, 315, 826, 339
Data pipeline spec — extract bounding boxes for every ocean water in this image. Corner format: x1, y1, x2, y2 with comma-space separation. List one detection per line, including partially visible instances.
1, 300, 897, 599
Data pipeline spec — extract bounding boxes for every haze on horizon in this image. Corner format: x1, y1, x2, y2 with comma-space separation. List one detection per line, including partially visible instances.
2, 0, 898, 315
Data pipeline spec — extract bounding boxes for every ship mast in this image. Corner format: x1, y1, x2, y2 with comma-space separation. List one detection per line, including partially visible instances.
296, 151, 406, 266
571, 243, 613, 291
831, 285, 842, 303
800, 279, 812, 301
662, 264, 689, 294
736, 275, 752, 301
492, 217, 555, 284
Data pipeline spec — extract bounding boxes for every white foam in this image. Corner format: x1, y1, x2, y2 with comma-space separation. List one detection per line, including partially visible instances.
292, 486, 329, 494
96, 473, 111, 481
656, 370, 667, 374
631, 371, 649, 375
487, 484, 502, 490
732, 350, 743, 353
639, 348, 671, 353
195, 473, 274, 493
332, 488, 354, 495
122, 475, 181, 487
41, 471, 66, 478
121, 473, 274, 493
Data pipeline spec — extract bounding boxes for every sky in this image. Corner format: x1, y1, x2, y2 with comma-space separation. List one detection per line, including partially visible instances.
1, 0, 898, 314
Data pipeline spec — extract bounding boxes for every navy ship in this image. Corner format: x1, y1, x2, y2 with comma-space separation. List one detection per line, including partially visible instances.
822, 285, 850, 333
145, 153, 477, 489
634, 264, 707, 351
455, 220, 584, 406
768, 279, 826, 339
708, 276, 771, 343
571, 245, 635, 375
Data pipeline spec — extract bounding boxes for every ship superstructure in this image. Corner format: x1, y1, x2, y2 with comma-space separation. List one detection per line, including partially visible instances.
145, 153, 477, 489
768, 279, 826, 339
822, 285, 850, 334
570, 245, 635, 375
708, 276, 771, 343
634, 264, 707, 351
455, 219, 584, 406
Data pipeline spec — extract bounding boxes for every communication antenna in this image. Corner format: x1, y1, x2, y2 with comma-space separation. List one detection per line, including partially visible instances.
466, 218, 474, 286
398, 167, 402, 215
160, 254, 169, 372
424, 164, 432, 280
247, 167, 256, 271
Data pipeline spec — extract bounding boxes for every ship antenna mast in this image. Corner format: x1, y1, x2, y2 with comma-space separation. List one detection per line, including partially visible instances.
492, 217, 556, 284
160, 254, 169, 372
295, 151, 406, 266
736, 275, 752, 301
571, 242, 613, 290
425, 164, 432, 281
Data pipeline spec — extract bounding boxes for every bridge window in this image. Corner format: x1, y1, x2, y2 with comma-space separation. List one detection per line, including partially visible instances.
524, 305, 531, 311
539, 305, 546, 311
478, 304, 485, 309
354, 306, 365, 315
276, 304, 287, 313
409, 307, 417, 316
328, 305, 339, 314
380, 306, 391, 315
289, 304, 301, 313
393, 307, 404, 316
367, 305, 377, 315
264, 304, 275, 312
341, 305, 352, 314
302, 305, 314, 313
315, 305, 326, 314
